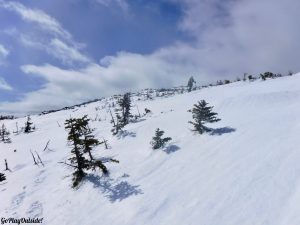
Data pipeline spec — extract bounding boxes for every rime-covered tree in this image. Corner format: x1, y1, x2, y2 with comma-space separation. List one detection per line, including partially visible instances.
0, 124, 11, 143
0, 173, 6, 182
24, 116, 34, 133
189, 100, 221, 134
187, 76, 196, 92
151, 128, 172, 150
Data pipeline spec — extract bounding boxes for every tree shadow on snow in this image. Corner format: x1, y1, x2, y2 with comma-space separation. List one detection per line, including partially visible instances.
130, 118, 146, 124
116, 130, 136, 139
163, 145, 180, 154
209, 127, 236, 136
86, 174, 143, 202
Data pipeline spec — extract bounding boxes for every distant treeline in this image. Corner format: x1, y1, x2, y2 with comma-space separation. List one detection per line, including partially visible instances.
0, 115, 15, 121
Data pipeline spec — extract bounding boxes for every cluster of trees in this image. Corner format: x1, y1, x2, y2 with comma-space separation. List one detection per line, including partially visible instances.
64, 115, 118, 187
150, 100, 220, 150
0, 115, 15, 121
0, 116, 36, 144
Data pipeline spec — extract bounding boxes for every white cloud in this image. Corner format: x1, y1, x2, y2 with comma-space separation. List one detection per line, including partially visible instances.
0, 0, 71, 39
0, 2, 91, 66
95, 0, 129, 13
49, 39, 91, 65
1, 0, 300, 114
0, 77, 13, 91
173, 0, 300, 76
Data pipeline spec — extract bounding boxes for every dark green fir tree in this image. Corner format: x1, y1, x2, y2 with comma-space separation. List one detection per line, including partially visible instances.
151, 128, 172, 150
189, 100, 221, 134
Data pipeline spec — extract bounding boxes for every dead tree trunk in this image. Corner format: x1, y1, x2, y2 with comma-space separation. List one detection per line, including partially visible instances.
30, 150, 38, 165
4, 159, 9, 171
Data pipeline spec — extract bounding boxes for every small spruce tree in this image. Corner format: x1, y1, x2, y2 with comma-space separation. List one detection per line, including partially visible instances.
79, 116, 100, 161
151, 128, 172, 150
189, 100, 221, 134
187, 76, 196, 92
0, 124, 11, 143
65, 115, 117, 187
65, 117, 88, 187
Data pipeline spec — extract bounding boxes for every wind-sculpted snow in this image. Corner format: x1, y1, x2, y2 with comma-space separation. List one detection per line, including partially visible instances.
1, 74, 300, 225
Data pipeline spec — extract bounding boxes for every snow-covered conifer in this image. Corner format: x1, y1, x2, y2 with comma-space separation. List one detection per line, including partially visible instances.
24, 116, 35, 133
187, 76, 196, 92
0, 124, 11, 143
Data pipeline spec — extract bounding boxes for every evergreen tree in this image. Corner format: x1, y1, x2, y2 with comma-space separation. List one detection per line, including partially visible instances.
65, 115, 118, 187
79, 116, 100, 161
151, 128, 172, 150
24, 116, 34, 133
0, 124, 11, 143
260, 73, 266, 81
0, 173, 6, 182
112, 93, 132, 134
189, 100, 221, 134
187, 76, 196, 92
65, 117, 88, 187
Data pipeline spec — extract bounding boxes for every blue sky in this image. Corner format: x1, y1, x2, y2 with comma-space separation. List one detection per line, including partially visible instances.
1, 0, 300, 114
0, 0, 187, 101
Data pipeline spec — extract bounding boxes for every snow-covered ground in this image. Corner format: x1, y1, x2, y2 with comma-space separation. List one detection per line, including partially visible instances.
1, 74, 300, 225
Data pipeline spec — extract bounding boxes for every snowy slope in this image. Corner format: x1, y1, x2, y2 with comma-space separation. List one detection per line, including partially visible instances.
1, 74, 300, 225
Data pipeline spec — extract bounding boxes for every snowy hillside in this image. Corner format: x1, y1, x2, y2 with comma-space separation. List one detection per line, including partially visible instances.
1, 74, 300, 225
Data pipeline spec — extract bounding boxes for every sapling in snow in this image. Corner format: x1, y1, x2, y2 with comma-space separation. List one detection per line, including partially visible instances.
151, 128, 172, 150
189, 100, 221, 134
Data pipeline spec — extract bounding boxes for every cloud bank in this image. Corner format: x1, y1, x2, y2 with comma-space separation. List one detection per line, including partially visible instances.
1, 0, 300, 114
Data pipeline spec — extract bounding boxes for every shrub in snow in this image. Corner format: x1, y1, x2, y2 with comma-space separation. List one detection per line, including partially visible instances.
151, 128, 172, 150
189, 100, 221, 134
